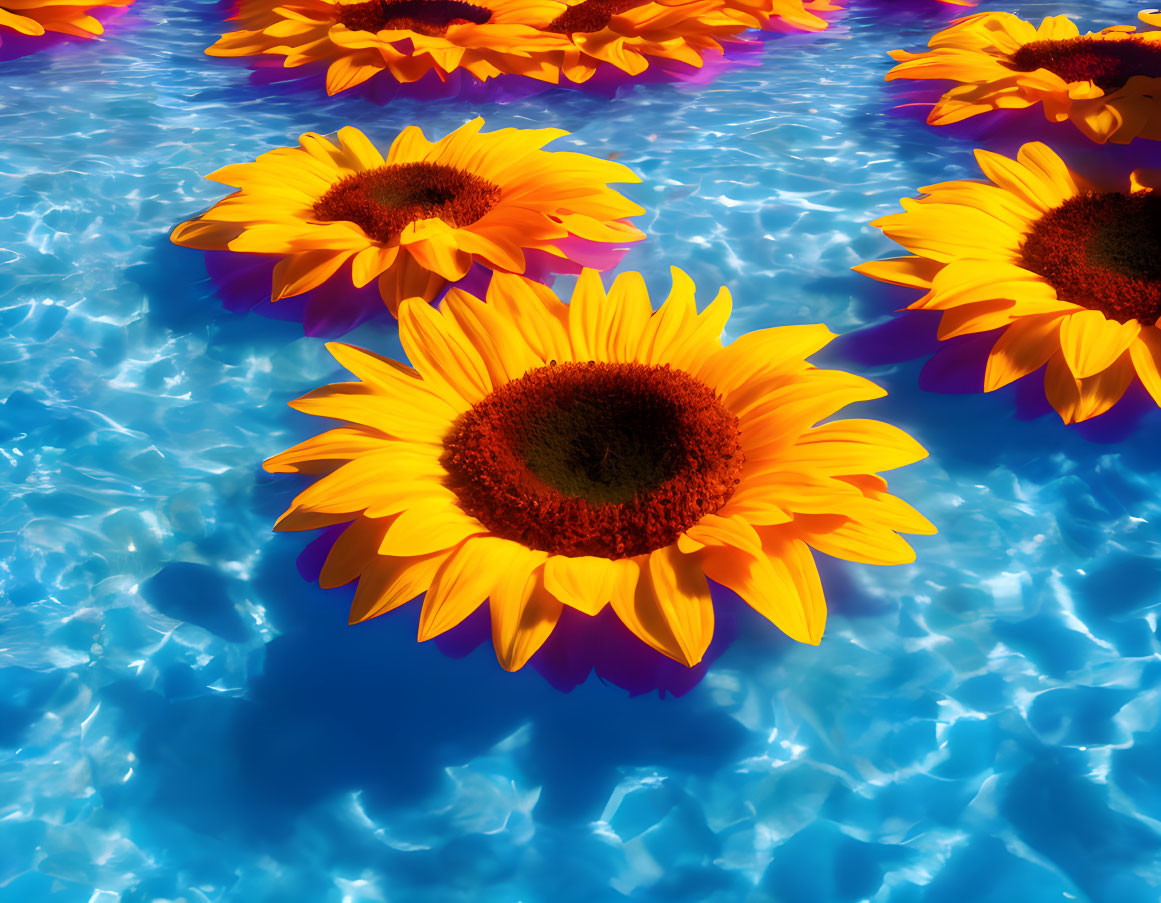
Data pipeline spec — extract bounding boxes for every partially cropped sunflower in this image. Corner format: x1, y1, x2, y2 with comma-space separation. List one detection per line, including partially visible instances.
537, 0, 838, 84
856, 142, 1161, 424
713, 0, 834, 34
535, 0, 751, 83
170, 119, 644, 316
207, 0, 570, 93
0, 0, 132, 39
887, 10, 1161, 144
265, 268, 933, 671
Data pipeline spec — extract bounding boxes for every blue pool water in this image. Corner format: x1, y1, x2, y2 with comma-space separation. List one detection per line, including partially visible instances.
3, 1, 1161, 900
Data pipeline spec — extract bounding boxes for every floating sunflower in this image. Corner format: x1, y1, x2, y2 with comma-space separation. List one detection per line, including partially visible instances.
0, 0, 132, 39
855, 142, 1161, 424
887, 10, 1161, 144
714, 0, 834, 35
536, 0, 751, 83
206, 0, 570, 94
170, 119, 644, 316
265, 268, 933, 671
541, 0, 839, 83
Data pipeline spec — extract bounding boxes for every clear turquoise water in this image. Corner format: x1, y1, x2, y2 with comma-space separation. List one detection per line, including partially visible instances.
3, 1, 1161, 900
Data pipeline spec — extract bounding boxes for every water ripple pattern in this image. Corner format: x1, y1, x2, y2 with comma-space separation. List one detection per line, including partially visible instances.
2, 1, 1160, 901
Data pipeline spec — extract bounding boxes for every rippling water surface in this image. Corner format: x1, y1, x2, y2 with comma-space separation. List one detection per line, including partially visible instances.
3, 1, 1161, 900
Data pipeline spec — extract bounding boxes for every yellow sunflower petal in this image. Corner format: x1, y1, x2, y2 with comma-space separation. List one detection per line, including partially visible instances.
974, 147, 1077, 213
417, 536, 525, 641
349, 551, 449, 624
793, 514, 918, 565
1058, 310, 1141, 379
1044, 352, 1135, 423
263, 426, 392, 474
1129, 327, 1161, 406
851, 256, 943, 289
1073, 354, 1135, 422
379, 256, 449, 316
700, 542, 815, 644
320, 518, 385, 589
279, 448, 446, 520
398, 296, 495, 407
778, 420, 929, 475
272, 250, 354, 301
567, 268, 616, 362
644, 544, 715, 666
288, 381, 457, 443
490, 555, 559, 672
336, 126, 385, 170
542, 555, 619, 615
607, 558, 682, 665
696, 324, 836, 396
984, 315, 1063, 390
441, 290, 543, 387
874, 201, 1024, 262
486, 273, 572, 363
380, 500, 488, 557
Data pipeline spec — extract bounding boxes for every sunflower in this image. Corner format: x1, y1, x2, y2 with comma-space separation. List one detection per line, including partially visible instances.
206, 0, 570, 94
537, 0, 839, 84
855, 142, 1161, 424
170, 119, 644, 317
713, 0, 834, 35
887, 10, 1161, 144
534, 0, 751, 83
0, 0, 132, 39
264, 268, 933, 671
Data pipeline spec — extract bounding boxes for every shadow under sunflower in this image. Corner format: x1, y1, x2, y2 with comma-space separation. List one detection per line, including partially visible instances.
264, 267, 933, 673
171, 119, 643, 336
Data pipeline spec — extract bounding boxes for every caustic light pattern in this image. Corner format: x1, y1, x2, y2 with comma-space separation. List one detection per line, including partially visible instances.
264, 268, 934, 672
888, 10, 1161, 144
205, 0, 835, 94
0, 0, 132, 39
170, 119, 644, 316
857, 142, 1161, 425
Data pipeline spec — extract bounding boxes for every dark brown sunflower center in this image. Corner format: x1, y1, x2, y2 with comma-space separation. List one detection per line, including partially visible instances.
441, 361, 743, 559
337, 0, 492, 35
546, 0, 645, 34
312, 161, 500, 244
1020, 190, 1161, 325
1005, 36, 1161, 93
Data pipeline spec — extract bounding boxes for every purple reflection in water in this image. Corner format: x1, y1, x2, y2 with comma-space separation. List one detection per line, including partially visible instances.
199, 233, 633, 337
295, 522, 738, 698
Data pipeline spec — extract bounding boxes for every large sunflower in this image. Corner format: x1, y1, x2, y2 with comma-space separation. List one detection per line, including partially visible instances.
264, 268, 933, 671
855, 142, 1161, 424
170, 119, 644, 317
0, 0, 132, 39
887, 10, 1161, 144
206, 0, 570, 94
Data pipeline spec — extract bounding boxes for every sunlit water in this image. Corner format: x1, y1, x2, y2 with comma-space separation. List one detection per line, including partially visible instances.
2, 1, 1160, 900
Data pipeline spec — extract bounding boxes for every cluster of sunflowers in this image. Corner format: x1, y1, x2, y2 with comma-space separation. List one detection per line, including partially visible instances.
169, 5, 1161, 674
172, 116, 936, 672
13, 0, 1161, 675
861, 9, 1161, 425
203, 0, 839, 94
